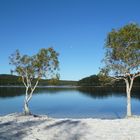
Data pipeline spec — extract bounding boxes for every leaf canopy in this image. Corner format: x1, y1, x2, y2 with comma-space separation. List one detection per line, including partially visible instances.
104, 23, 140, 76
9, 48, 59, 80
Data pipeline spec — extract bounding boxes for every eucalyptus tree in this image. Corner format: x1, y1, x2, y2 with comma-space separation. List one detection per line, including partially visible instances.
102, 23, 140, 117
10, 48, 59, 115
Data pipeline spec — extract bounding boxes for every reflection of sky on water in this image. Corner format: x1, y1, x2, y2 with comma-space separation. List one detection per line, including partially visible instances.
0, 87, 140, 118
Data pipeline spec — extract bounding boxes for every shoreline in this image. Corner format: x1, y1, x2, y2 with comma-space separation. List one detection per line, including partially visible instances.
0, 85, 79, 88
0, 113, 140, 140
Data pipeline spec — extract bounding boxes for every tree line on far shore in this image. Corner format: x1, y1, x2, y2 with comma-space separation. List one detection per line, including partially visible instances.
1, 73, 140, 89
1, 73, 140, 94
0, 74, 77, 86
78, 74, 140, 87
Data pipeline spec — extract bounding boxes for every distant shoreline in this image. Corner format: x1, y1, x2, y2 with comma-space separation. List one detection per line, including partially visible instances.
0, 85, 140, 88
0, 85, 79, 88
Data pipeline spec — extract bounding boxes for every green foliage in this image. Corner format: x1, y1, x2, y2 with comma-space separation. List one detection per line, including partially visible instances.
98, 68, 113, 86
9, 48, 59, 82
78, 74, 140, 87
104, 23, 140, 76
0, 74, 77, 86
48, 74, 60, 85
0, 74, 22, 85
78, 75, 101, 86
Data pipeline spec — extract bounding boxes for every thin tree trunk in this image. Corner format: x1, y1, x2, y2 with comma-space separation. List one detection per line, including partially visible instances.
24, 100, 31, 115
126, 90, 131, 117
125, 77, 134, 117
23, 80, 39, 115
24, 86, 31, 115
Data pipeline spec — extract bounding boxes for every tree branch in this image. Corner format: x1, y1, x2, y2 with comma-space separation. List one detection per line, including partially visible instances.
22, 76, 27, 87
27, 80, 39, 102
134, 72, 140, 78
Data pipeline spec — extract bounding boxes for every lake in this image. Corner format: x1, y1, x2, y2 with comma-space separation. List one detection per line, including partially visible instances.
0, 87, 140, 119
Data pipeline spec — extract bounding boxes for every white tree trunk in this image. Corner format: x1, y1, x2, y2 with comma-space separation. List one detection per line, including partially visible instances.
23, 86, 31, 115
24, 100, 31, 115
125, 78, 134, 117
126, 90, 131, 117
22, 75, 39, 115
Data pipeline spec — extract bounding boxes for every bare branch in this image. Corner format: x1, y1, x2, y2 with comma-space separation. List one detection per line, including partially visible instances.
134, 72, 140, 78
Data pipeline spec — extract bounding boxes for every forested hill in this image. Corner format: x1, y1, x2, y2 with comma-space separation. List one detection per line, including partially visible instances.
78, 75, 140, 87
78, 75, 101, 86
0, 74, 77, 86
1, 74, 140, 87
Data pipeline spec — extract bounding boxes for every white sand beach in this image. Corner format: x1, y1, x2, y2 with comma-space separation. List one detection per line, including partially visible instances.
0, 113, 140, 140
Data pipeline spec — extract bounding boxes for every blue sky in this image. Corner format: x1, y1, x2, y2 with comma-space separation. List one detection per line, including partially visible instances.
0, 0, 140, 80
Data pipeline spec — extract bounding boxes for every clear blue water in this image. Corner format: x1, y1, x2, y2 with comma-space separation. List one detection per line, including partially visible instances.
0, 87, 140, 118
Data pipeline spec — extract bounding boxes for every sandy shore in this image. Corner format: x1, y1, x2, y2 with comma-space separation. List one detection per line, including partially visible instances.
0, 113, 140, 140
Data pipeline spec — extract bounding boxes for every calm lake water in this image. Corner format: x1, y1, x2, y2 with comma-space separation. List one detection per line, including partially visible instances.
0, 87, 140, 119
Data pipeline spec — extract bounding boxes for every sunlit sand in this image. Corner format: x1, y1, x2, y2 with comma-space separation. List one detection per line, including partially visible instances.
0, 113, 140, 140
